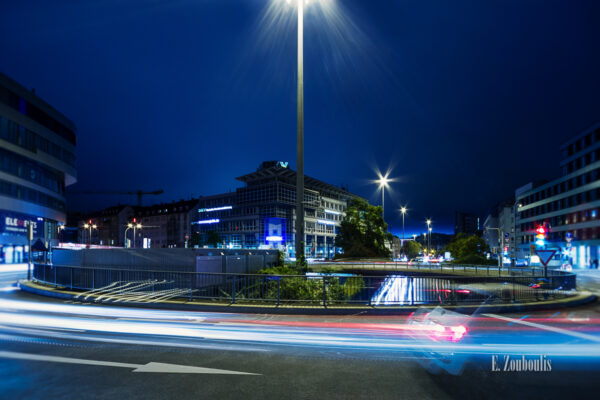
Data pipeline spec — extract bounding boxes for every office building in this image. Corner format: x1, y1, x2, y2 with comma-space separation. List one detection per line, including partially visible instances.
515, 122, 600, 268
192, 161, 356, 258
0, 72, 77, 263
454, 211, 480, 236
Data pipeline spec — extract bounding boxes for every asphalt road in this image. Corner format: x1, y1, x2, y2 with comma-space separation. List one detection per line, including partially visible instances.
1, 264, 600, 400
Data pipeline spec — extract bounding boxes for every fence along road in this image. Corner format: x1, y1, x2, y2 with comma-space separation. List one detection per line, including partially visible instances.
30, 263, 581, 308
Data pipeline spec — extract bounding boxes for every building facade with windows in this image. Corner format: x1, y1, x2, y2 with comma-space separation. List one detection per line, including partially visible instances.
483, 200, 515, 261
515, 122, 600, 268
192, 161, 356, 258
454, 211, 480, 236
134, 199, 199, 248
77, 205, 134, 247
0, 72, 77, 263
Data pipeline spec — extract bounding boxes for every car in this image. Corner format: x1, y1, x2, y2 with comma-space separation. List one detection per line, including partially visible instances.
406, 282, 520, 375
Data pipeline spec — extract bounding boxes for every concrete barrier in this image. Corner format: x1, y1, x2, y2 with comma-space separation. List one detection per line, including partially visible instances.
51, 248, 280, 274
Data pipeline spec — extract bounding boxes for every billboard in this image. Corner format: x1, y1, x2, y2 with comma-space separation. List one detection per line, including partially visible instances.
0, 211, 42, 237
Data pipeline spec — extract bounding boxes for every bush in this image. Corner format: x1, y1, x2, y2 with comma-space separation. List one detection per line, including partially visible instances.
256, 266, 365, 302
454, 254, 496, 265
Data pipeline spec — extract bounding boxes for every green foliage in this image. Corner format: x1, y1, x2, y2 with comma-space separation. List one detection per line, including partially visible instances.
456, 254, 495, 265
189, 232, 202, 247
335, 198, 393, 259
444, 233, 490, 264
276, 250, 285, 267
206, 230, 221, 248
256, 266, 365, 302
403, 240, 422, 259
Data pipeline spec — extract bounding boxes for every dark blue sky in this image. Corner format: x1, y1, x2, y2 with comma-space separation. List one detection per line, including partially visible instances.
1, 0, 599, 235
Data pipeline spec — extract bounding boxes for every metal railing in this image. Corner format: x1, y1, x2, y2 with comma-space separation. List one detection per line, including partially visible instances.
312, 261, 552, 277
31, 264, 578, 307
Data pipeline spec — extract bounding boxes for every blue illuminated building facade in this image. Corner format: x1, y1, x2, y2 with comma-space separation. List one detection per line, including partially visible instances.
0, 72, 77, 263
515, 122, 600, 268
192, 161, 356, 258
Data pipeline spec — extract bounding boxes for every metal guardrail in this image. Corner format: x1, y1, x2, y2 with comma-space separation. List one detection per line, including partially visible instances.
312, 261, 551, 277
31, 264, 577, 307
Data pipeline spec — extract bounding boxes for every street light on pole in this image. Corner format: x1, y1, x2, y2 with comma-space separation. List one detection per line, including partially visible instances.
425, 219, 431, 255
133, 223, 142, 249
83, 221, 97, 245
375, 173, 390, 220
400, 206, 407, 243
125, 223, 133, 248
428, 226, 432, 256
283, 0, 316, 264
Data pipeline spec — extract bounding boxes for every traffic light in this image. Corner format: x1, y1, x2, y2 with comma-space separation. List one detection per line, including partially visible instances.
535, 226, 546, 246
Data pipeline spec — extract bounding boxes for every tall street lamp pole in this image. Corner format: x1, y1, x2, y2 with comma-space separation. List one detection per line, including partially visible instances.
125, 224, 133, 248
400, 207, 407, 243
83, 221, 97, 245
376, 174, 390, 220
426, 219, 431, 256
428, 226, 432, 256
133, 223, 142, 249
295, 0, 305, 264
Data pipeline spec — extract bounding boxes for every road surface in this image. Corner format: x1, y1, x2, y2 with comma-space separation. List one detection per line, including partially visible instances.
1, 264, 599, 399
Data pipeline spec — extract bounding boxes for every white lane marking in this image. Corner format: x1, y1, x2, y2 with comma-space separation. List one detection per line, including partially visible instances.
484, 313, 600, 343
0, 351, 260, 375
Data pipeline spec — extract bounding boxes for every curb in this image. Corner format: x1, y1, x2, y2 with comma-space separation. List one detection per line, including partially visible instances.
18, 280, 597, 315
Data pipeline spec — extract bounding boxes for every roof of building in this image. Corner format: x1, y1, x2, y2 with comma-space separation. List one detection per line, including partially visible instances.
134, 198, 199, 216
236, 161, 354, 197
560, 121, 600, 149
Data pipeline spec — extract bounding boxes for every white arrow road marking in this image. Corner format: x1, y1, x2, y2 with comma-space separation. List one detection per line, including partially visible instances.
483, 313, 600, 343
0, 351, 260, 375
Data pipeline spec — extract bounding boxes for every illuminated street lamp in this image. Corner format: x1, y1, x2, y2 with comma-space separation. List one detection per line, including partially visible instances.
425, 219, 431, 255
428, 226, 433, 256
375, 173, 391, 219
83, 220, 97, 245
400, 206, 407, 243
124, 221, 142, 249
284, 0, 319, 263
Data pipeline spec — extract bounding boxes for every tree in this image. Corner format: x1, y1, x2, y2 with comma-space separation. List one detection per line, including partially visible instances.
335, 198, 393, 258
206, 230, 221, 248
444, 233, 490, 264
189, 232, 202, 248
403, 240, 422, 259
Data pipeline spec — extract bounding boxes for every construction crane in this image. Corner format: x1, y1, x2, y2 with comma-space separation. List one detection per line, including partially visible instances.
67, 189, 164, 206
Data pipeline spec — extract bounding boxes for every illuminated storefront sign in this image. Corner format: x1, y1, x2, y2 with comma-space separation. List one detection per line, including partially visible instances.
194, 219, 220, 225
198, 206, 232, 213
265, 218, 286, 244
324, 209, 341, 215
0, 211, 41, 236
317, 219, 336, 226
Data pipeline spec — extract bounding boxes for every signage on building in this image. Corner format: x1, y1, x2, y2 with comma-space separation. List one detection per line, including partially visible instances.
0, 211, 41, 236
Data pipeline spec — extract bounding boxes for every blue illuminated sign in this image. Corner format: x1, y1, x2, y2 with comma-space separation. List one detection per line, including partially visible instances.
265, 218, 286, 244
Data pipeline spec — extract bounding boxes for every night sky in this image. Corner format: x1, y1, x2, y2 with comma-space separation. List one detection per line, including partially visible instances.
1, 0, 599, 235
